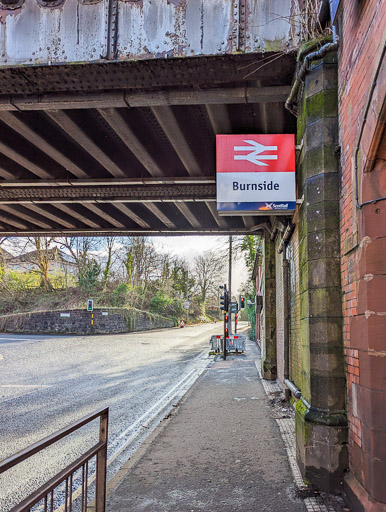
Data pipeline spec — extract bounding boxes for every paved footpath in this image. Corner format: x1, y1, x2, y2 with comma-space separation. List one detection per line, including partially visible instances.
106, 340, 306, 512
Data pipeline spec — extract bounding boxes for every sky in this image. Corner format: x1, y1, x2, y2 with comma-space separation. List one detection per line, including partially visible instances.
152, 235, 249, 294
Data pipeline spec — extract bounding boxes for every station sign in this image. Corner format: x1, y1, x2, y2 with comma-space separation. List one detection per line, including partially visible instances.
216, 134, 296, 215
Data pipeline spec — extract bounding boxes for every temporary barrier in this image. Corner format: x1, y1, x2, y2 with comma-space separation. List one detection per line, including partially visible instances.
210, 334, 246, 353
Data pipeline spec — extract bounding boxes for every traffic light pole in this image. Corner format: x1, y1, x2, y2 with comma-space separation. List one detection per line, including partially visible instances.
228, 236, 232, 336
219, 283, 229, 360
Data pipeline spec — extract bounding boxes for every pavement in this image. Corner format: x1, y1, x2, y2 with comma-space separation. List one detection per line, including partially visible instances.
106, 338, 307, 512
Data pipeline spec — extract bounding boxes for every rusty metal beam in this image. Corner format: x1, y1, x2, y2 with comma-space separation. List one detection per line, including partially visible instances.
112, 203, 150, 229
242, 216, 256, 229
174, 203, 201, 228
0, 223, 257, 236
82, 204, 126, 229
0, 184, 216, 203
97, 108, 165, 177
143, 203, 177, 229
0, 140, 51, 179
0, 86, 292, 112
0, 209, 30, 230
0, 177, 215, 187
22, 204, 78, 230
0, 112, 90, 179
0, 227, 256, 237
52, 204, 102, 229
205, 201, 228, 228
0, 205, 53, 230
151, 106, 201, 177
0, 166, 15, 180
206, 104, 233, 135
127, 86, 292, 107
45, 111, 127, 179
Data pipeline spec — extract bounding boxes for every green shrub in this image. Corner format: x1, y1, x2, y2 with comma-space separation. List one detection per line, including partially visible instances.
106, 283, 131, 307
148, 291, 172, 314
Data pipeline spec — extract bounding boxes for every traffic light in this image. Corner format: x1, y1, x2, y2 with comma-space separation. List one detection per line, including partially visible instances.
224, 315, 229, 337
240, 296, 245, 309
87, 299, 93, 312
220, 291, 229, 312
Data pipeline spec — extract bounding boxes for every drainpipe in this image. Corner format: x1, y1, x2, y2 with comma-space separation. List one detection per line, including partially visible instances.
285, 26, 339, 116
283, 253, 290, 381
277, 223, 299, 397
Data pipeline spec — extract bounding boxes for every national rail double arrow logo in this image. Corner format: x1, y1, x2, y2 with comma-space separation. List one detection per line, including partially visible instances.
233, 140, 278, 166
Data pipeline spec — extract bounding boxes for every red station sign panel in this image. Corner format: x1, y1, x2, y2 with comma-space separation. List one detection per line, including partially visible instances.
216, 134, 296, 215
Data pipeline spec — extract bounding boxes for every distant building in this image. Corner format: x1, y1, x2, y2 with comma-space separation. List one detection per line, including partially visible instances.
6, 248, 76, 275
0, 248, 14, 266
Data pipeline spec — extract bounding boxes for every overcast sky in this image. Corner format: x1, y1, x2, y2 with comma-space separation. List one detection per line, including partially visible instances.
152, 235, 249, 295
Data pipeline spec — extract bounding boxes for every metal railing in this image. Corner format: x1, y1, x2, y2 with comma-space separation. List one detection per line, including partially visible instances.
0, 407, 109, 512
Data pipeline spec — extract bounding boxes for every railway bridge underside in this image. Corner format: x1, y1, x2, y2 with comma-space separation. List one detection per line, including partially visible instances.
0, 0, 297, 236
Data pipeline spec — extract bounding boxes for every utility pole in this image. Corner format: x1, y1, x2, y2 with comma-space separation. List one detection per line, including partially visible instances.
228, 235, 232, 335
185, 269, 189, 323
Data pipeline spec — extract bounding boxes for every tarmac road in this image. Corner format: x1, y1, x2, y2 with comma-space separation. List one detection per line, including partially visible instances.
0, 322, 227, 511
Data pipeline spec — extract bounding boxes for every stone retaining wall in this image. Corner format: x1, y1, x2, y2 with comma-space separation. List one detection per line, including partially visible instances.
0, 308, 175, 335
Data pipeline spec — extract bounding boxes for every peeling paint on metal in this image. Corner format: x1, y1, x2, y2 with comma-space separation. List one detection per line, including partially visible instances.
0, 0, 296, 66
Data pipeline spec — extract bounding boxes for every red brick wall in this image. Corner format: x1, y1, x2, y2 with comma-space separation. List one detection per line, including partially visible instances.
338, 0, 386, 505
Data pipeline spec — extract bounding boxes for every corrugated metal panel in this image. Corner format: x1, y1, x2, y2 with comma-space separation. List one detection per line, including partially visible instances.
0, 0, 296, 66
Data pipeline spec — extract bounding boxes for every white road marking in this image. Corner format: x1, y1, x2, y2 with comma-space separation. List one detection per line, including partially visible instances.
0, 384, 48, 388
0, 337, 36, 341
0, 353, 3, 360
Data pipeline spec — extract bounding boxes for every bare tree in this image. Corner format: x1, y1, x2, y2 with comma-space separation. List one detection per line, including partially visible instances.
192, 250, 225, 307
31, 237, 55, 290
56, 237, 101, 289
123, 237, 158, 290
100, 236, 121, 290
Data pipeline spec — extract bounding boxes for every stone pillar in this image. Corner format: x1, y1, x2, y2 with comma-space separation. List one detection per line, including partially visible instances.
261, 229, 277, 380
295, 53, 348, 492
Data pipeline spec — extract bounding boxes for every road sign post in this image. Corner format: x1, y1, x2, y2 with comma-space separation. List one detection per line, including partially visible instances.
183, 301, 190, 323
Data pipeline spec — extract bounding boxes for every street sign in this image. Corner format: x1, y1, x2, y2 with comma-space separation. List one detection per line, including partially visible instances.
87, 299, 93, 312
216, 134, 296, 215
183, 301, 190, 310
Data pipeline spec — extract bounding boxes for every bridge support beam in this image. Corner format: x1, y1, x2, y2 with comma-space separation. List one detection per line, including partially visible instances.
261, 228, 277, 380
295, 52, 347, 492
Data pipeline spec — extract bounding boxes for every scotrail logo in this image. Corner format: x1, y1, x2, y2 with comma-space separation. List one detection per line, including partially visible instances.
233, 140, 278, 166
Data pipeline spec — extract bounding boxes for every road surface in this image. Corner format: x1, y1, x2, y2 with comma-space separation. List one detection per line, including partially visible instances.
0, 322, 231, 510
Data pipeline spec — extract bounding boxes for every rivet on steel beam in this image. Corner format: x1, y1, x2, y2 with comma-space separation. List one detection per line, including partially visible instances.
0, 0, 24, 9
